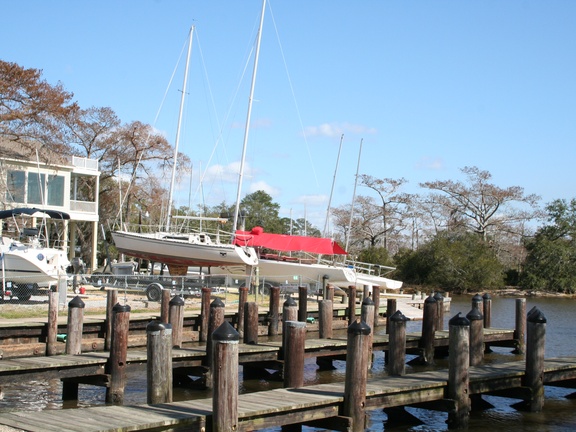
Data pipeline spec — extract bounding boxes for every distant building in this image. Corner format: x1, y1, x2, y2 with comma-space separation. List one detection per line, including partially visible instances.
0, 138, 100, 271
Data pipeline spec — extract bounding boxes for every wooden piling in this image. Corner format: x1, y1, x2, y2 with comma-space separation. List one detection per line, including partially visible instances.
298, 286, 308, 322
46, 290, 59, 356
200, 287, 211, 342
388, 310, 409, 376
420, 295, 437, 365
160, 288, 170, 323
169, 295, 185, 348
482, 293, 492, 328
325, 284, 334, 303
205, 298, 225, 368
244, 301, 259, 344
386, 298, 397, 334
362, 284, 370, 299
283, 321, 306, 389
447, 313, 470, 429
318, 299, 333, 339
348, 285, 357, 325
434, 292, 445, 331
513, 298, 526, 355
343, 320, 371, 432
525, 307, 546, 412
281, 297, 298, 359
212, 321, 240, 432
66, 296, 85, 355
104, 288, 118, 351
361, 297, 375, 368
372, 285, 380, 327
268, 286, 280, 336
146, 321, 173, 404
106, 303, 131, 404
472, 293, 483, 315
467, 305, 484, 366
237, 286, 248, 337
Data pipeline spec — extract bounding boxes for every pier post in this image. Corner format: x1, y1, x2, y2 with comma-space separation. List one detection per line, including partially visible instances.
46, 290, 59, 356
362, 284, 370, 299
525, 307, 546, 412
284, 321, 306, 389
361, 297, 375, 368
106, 303, 131, 404
104, 288, 118, 351
482, 293, 492, 328
386, 298, 397, 334
419, 295, 437, 365
447, 313, 471, 429
160, 288, 170, 323
146, 321, 173, 404
298, 285, 308, 322
281, 297, 298, 359
467, 304, 484, 366
348, 285, 357, 325
169, 295, 185, 348
66, 296, 85, 355
318, 299, 333, 339
244, 301, 259, 344
205, 298, 225, 368
513, 298, 526, 355
343, 320, 371, 432
200, 287, 211, 342
372, 285, 380, 327
325, 284, 334, 302
268, 286, 280, 336
212, 321, 239, 432
434, 291, 445, 331
322, 275, 329, 299
237, 286, 248, 337
472, 293, 483, 315
388, 310, 409, 376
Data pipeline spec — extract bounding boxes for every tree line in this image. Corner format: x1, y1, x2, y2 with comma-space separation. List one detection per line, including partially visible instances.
1, 60, 572, 293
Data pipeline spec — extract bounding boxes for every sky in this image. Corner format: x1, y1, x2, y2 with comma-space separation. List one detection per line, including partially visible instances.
2, 0, 576, 231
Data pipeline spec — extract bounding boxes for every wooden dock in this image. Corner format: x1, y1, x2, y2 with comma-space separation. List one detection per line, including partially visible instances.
1, 357, 575, 432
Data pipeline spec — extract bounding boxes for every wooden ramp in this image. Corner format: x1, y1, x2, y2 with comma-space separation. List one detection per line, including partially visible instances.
1, 358, 575, 432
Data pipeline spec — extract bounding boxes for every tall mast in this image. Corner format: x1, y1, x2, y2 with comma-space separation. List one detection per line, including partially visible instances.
166, 25, 194, 231
345, 138, 363, 252
323, 133, 344, 237
232, 0, 267, 233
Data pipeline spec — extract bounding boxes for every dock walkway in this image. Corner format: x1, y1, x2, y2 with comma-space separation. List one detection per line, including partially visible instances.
1, 357, 575, 432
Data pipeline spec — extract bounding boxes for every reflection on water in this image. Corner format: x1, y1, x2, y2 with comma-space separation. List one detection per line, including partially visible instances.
1, 295, 576, 431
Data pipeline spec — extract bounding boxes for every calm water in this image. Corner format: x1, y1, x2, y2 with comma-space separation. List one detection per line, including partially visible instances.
1, 295, 576, 431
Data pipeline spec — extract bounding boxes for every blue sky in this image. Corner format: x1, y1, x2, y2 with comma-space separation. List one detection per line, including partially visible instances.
3, 1, 575, 231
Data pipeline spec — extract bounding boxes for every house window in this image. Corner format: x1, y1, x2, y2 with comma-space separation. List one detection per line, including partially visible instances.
27, 172, 46, 204
6, 170, 26, 203
47, 174, 64, 206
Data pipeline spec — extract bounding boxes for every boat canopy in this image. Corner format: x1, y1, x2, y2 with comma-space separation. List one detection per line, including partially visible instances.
234, 226, 347, 255
0, 208, 71, 220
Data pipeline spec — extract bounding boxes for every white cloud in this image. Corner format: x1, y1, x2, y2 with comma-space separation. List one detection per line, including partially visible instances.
248, 180, 279, 197
415, 156, 444, 170
303, 122, 377, 138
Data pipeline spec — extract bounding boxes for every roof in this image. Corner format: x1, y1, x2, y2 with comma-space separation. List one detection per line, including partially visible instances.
234, 226, 347, 255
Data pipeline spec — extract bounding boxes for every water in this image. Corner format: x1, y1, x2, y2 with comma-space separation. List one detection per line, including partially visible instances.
1, 295, 576, 431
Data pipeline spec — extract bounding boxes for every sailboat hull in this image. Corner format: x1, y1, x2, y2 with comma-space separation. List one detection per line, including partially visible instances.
112, 231, 258, 268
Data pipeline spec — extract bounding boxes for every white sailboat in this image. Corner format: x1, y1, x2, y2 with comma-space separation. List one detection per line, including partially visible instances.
111, 25, 259, 272
0, 208, 71, 300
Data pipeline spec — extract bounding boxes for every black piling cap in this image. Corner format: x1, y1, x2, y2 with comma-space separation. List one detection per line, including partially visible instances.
466, 307, 483, 321
169, 295, 185, 306
449, 312, 470, 326
68, 295, 85, 309
527, 307, 547, 324
113, 303, 131, 313
347, 319, 371, 336
362, 296, 374, 306
210, 297, 225, 308
433, 291, 444, 301
284, 296, 297, 307
482, 293, 492, 300
212, 320, 240, 342
390, 310, 410, 322
472, 293, 483, 303
146, 320, 167, 332
424, 295, 437, 304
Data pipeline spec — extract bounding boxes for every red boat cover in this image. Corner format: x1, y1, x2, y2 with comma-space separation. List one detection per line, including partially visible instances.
234, 226, 347, 255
